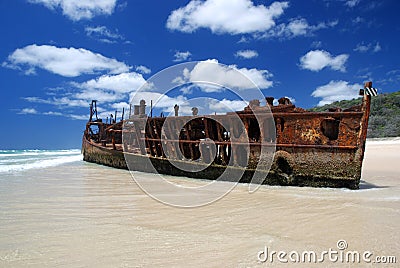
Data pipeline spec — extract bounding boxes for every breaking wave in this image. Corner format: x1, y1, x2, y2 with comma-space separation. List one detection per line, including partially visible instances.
0, 149, 82, 173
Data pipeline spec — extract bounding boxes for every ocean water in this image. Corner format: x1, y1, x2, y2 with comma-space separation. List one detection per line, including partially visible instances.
0, 142, 399, 267
0, 149, 82, 173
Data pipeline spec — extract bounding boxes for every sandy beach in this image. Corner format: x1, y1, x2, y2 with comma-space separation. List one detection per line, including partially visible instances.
0, 139, 399, 267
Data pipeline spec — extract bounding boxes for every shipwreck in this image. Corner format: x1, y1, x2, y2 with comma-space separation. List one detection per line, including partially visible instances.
82, 82, 377, 189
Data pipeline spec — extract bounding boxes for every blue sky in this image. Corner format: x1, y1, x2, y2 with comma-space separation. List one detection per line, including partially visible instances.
0, 0, 399, 149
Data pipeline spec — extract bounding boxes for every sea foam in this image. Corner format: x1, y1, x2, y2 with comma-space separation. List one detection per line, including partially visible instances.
0, 149, 82, 173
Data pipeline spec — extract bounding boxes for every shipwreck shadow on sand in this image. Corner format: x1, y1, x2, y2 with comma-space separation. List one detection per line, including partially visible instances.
358, 180, 389, 190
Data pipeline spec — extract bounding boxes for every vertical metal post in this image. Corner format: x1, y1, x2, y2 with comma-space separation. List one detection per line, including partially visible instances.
150, 100, 153, 118
89, 102, 93, 122
94, 100, 98, 120
357, 81, 373, 175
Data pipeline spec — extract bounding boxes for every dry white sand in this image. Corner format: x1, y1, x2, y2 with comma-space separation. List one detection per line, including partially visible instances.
0, 139, 399, 267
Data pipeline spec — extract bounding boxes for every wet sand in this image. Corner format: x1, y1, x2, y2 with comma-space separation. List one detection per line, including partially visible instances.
0, 140, 399, 267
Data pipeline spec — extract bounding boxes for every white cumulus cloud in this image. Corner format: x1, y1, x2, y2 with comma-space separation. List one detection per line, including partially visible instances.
311, 80, 362, 106
175, 59, 273, 92
166, 0, 289, 35
129, 92, 192, 115
3, 44, 130, 77
208, 99, 248, 113
20, 68, 149, 121
111, 102, 130, 110
235, 50, 258, 59
19, 108, 38, 114
28, 0, 117, 21
299, 50, 349, 72
23, 72, 148, 115
173, 51, 192, 62
130, 92, 186, 108
74, 72, 146, 93
135, 65, 151, 74
74, 89, 123, 103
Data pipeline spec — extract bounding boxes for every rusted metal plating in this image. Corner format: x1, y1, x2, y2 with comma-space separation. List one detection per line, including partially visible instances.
83, 82, 375, 188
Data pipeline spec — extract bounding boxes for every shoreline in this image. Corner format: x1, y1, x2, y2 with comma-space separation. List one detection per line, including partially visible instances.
366, 137, 400, 144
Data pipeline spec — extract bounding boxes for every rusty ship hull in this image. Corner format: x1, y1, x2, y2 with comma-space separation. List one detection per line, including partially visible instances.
82, 83, 375, 189
82, 134, 362, 189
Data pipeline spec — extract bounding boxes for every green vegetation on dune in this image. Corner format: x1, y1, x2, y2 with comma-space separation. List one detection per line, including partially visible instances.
309, 91, 400, 138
